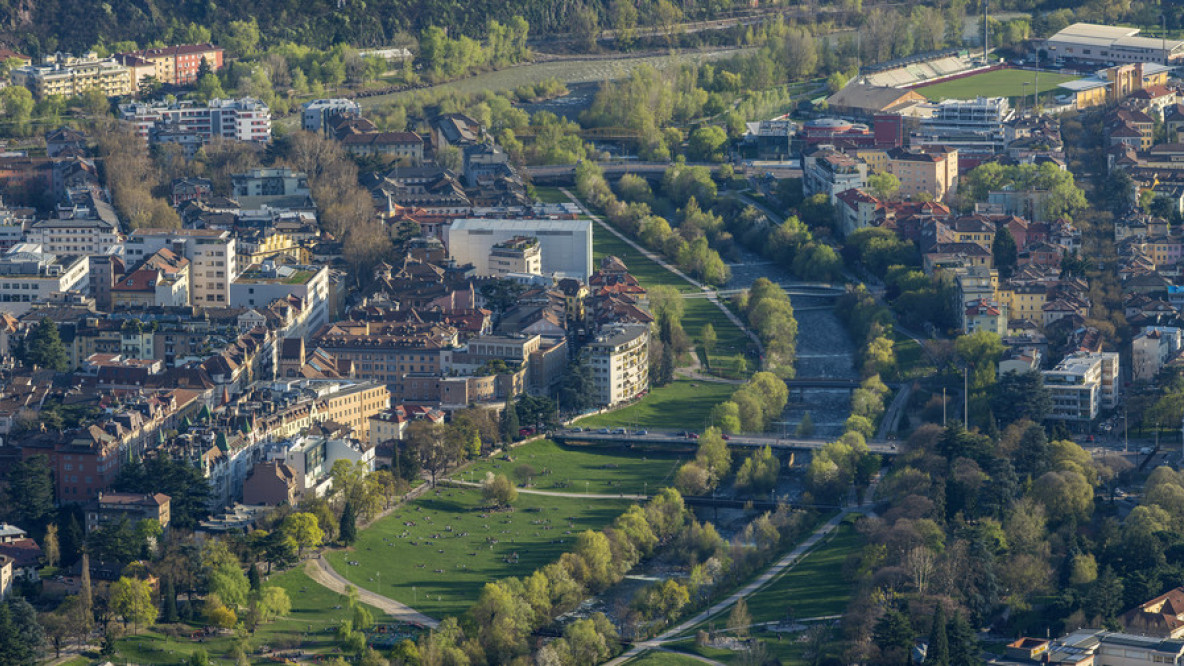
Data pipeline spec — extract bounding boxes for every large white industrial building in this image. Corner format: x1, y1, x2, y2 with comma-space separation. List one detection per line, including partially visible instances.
445, 218, 593, 281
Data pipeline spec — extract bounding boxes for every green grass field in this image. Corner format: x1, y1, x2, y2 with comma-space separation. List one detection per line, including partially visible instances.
892, 331, 935, 381
682, 298, 751, 371
576, 379, 736, 431
325, 488, 629, 619
113, 568, 383, 665
916, 68, 1080, 101
593, 224, 700, 293
627, 650, 711, 665
457, 438, 684, 495
533, 186, 571, 203
743, 521, 864, 622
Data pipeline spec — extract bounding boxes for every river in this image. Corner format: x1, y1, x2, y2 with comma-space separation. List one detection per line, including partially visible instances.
725, 248, 858, 439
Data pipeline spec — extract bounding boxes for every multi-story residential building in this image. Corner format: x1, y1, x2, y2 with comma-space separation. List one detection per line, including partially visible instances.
12, 52, 132, 99
341, 131, 424, 163
27, 202, 122, 256
367, 405, 445, 447
963, 298, 1007, 336
0, 243, 90, 315
231, 168, 310, 199
886, 146, 959, 201
242, 461, 299, 506
446, 218, 593, 281
118, 98, 271, 145
488, 236, 542, 277
230, 263, 329, 339
115, 43, 223, 86
84, 492, 170, 533
301, 99, 362, 133
110, 248, 190, 309
126, 229, 236, 307
233, 227, 310, 274
1043, 351, 1121, 422
803, 147, 868, 202
1132, 326, 1183, 382
313, 321, 458, 395
584, 324, 650, 406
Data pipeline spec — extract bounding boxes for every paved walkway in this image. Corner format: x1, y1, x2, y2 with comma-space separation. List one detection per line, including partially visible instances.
305, 558, 439, 628
605, 509, 849, 665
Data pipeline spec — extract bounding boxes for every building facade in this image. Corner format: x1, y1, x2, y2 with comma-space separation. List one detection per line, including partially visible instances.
584, 324, 650, 406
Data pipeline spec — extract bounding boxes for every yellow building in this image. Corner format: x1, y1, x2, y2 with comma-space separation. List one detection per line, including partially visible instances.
12, 52, 133, 99
997, 284, 1047, 323
887, 146, 959, 201
853, 148, 890, 173
234, 229, 310, 274
313, 382, 391, 442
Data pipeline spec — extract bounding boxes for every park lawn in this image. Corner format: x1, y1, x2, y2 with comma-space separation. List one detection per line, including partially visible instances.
627, 650, 712, 666
743, 521, 865, 622
534, 186, 571, 203
325, 488, 629, 619
917, 68, 1080, 101
893, 331, 935, 381
113, 568, 383, 665
593, 223, 699, 293
575, 379, 736, 431
681, 298, 751, 372
457, 438, 684, 495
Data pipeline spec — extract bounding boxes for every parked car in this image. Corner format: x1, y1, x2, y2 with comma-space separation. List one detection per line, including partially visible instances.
519, 427, 535, 437
1140, 446, 1154, 455
598, 428, 611, 434
721, 434, 731, 441
636, 429, 648, 435
570, 426, 584, 432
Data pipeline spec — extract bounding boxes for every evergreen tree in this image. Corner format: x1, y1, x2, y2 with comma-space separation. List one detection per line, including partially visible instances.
657, 343, 675, 386
947, 612, 979, 666
796, 412, 815, 437
24, 318, 69, 372
924, 605, 949, 666
499, 405, 520, 443
873, 608, 914, 664
61, 513, 84, 566
6, 454, 54, 526
991, 226, 1018, 279
247, 565, 262, 593
162, 578, 179, 623
339, 501, 358, 546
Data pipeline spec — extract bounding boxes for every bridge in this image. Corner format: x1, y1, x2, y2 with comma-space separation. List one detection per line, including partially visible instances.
552, 428, 900, 455
710, 281, 847, 299
525, 161, 731, 184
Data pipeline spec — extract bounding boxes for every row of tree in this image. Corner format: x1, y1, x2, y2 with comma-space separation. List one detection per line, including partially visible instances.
709, 371, 790, 433
737, 277, 798, 376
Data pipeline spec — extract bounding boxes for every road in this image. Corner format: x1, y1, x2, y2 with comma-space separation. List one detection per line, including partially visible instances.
304, 558, 440, 628
554, 428, 900, 455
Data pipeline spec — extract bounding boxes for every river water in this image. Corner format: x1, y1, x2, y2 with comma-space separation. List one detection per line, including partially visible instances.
725, 249, 857, 439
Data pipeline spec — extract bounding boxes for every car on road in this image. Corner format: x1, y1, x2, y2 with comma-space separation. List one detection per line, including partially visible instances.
636, 429, 648, 435
1140, 446, 1154, 455
570, 426, 584, 432
519, 427, 535, 437
721, 434, 730, 441
613, 427, 628, 435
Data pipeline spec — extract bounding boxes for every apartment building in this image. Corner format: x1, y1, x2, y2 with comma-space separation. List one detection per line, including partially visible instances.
125, 229, 236, 307
12, 52, 132, 98
119, 98, 271, 145
584, 324, 650, 406
110, 248, 190, 309
341, 131, 424, 163
803, 147, 868, 202
1132, 326, 1182, 382
27, 203, 122, 256
1043, 351, 1121, 422
489, 236, 542, 277
886, 146, 959, 202
0, 243, 90, 315
912, 97, 1013, 159
84, 492, 170, 533
115, 43, 223, 86
302, 98, 361, 133
230, 263, 329, 339
313, 321, 459, 395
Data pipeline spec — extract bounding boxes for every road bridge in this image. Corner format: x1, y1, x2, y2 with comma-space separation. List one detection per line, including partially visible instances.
552, 428, 899, 455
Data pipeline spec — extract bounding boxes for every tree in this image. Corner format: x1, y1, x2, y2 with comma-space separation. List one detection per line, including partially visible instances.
923, 604, 949, 666
111, 576, 158, 634
992, 226, 1018, 279
990, 371, 1052, 425
946, 612, 977, 666
162, 578, 179, 623
483, 473, 518, 508
257, 587, 291, 623
796, 412, 815, 437
407, 421, 454, 485
701, 323, 717, 357
43, 523, 59, 568
281, 513, 324, 556
955, 331, 1006, 390
5, 454, 54, 526
499, 405, 520, 443
688, 126, 728, 162
728, 598, 751, 638
114, 455, 211, 529
339, 501, 358, 546
24, 318, 69, 371
736, 446, 779, 494
0, 599, 44, 665
867, 172, 901, 200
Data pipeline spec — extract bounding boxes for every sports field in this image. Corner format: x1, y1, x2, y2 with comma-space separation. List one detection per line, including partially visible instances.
916, 68, 1080, 101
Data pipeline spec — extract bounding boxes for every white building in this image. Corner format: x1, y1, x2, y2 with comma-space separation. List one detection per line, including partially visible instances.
27, 201, 122, 256
0, 243, 90, 315
802, 147, 867, 203
912, 97, 1014, 158
230, 262, 329, 339
1132, 326, 1182, 382
301, 98, 362, 133
125, 229, 236, 308
584, 324, 650, 406
1043, 23, 1184, 66
0, 555, 10, 600
489, 236, 542, 277
119, 98, 271, 144
1043, 351, 1121, 422
265, 434, 374, 498
446, 218, 593, 281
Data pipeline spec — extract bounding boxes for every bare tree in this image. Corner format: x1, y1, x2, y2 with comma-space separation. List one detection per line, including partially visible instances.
905, 545, 936, 595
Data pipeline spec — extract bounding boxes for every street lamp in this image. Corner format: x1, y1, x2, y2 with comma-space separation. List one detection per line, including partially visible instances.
1022, 82, 1030, 115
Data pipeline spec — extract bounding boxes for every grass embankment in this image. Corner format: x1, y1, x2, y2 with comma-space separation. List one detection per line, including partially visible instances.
627, 650, 713, 665
114, 568, 382, 665
576, 379, 735, 431
916, 68, 1080, 101
892, 330, 936, 381
743, 520, 864, 622
592, 224, 699, 293
682, 297, 750, 372
325, 487, 629, 618
458, 438, 683, 495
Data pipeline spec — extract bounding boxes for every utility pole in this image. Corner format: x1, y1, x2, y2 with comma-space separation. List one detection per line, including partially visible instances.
983, 0, 989, 64
942, 387, 947, 426
963, 367, 969, 428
